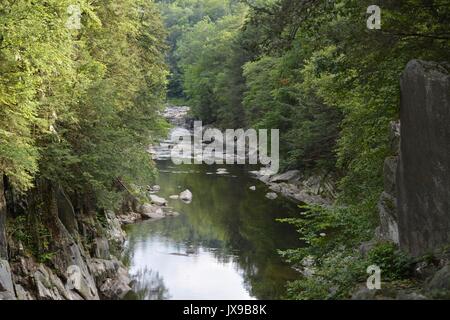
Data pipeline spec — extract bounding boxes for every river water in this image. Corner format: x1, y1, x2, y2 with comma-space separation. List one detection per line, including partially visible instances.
124, 123, 302, 300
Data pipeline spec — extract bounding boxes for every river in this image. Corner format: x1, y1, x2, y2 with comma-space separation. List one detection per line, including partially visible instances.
124, 115, 303, 300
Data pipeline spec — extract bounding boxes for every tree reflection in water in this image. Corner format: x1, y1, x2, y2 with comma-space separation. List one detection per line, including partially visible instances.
130, 268, 171, 300
125, 161, 302, 299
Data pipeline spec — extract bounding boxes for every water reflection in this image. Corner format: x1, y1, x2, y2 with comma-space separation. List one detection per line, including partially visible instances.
125, 162, 302, 300
129, 268, 171, 300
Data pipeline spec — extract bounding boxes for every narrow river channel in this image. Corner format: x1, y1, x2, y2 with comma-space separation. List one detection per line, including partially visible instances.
124, 121, 303, 300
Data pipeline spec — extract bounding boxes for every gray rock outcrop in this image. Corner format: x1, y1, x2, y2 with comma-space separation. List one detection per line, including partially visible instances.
426, 265, 450, 293
396, 60, 450, 256
0, 259, 15, 300
139, 203, 165, 219
0, 179, 135, 300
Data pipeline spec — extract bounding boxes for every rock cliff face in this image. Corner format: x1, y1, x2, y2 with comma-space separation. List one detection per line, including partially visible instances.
397, 60, 450, 257
0, 179, 131, 300
378, 60, 450, 257
0, 173, 177, 300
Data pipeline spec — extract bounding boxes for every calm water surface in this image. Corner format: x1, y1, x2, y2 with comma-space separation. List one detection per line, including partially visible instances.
125, 161, 302, 300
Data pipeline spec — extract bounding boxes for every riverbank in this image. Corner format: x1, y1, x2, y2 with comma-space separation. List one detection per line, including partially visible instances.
0, 187, 189, 300
120, 105, 304, 299
117, 188, 191, 225
0, 206, 132, 300
160, 105, 337, 207
123, 161, 302, 300
0, 106, 193, 301
249, 169, 336, 206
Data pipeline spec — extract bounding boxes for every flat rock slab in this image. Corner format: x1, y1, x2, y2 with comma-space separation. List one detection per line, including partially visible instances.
270, 170, 300, 183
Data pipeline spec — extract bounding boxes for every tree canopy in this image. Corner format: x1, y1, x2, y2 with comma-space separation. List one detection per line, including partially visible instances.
1, 0, 168, 207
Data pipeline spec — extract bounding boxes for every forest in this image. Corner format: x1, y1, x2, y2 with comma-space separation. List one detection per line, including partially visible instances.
158, 0, 449, 299
0, 0, 449, 301
1, 0, 168, 204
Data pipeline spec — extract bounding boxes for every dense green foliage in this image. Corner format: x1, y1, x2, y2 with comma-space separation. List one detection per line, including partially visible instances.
162, 0, 449, 299
157, 0, 248, 127
1, 1, 168, 208
157, 0, 244, 99
1, 0, 449, 300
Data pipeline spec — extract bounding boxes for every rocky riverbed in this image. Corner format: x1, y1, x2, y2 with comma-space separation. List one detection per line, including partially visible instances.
153, 105, 337, 207
249, 169, 336, 206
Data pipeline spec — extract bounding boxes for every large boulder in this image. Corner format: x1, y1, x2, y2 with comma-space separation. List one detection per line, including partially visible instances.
179, 190, 193, 203
269, 182, 331, 206
148, 185, 161, 193
149, 195, 167, 206
396, 60, 450, 256
139, 204, 165, 219
117, 212, 142, 225
250, 168, 275, 182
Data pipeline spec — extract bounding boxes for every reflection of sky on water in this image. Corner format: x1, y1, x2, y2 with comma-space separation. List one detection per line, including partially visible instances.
129, 236, 255, 300
125, 160, 302, 300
